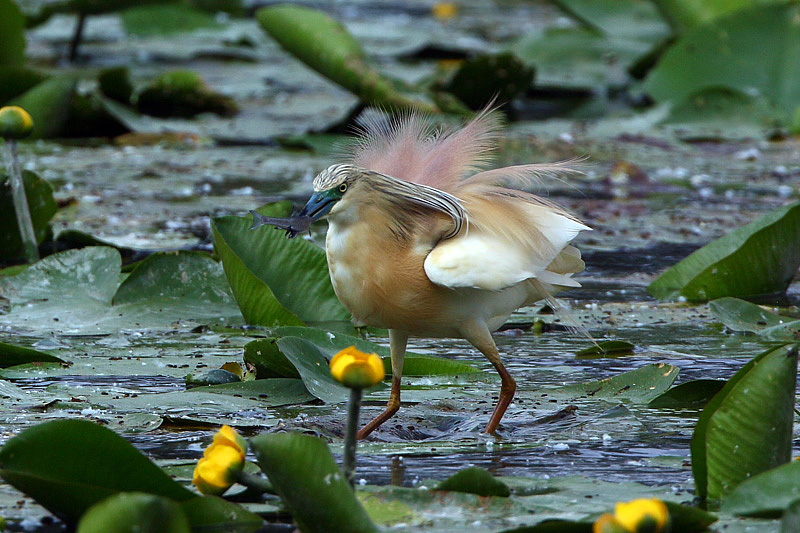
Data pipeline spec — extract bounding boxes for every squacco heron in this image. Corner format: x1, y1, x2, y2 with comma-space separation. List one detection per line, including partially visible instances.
288, 110, 589, 438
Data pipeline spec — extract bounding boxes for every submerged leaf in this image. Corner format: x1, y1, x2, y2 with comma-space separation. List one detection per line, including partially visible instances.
692, 344, 798, 501
648, 203, 800, 302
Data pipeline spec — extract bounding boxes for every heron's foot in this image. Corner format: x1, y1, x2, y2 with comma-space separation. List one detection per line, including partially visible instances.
483, 378, 517, 434
357, 400, 400, 439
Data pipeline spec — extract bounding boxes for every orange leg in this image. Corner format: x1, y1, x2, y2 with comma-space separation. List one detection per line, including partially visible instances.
357, 329, 408, 439
462, 320, 516, 434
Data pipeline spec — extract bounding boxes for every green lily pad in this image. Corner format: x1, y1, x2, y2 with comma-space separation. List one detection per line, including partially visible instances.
709, 297, 800, 341
0, 170, 57, 261
0, 341, 65, 367
0, 419, 194, 524
250, 432, 377, 533
649, 0, 786, 30
76, 492, 190, 533
647, 379, 726, 409
782, 500, 800, 533
648, 202, 800, 302
243, 338, 301, 379
722, 460, 800, 518
555, 363, 679, 403
190, 378, 314, 407
692, 344, 798, 501
0, 66, 46, 107
272, 326, 480, 376
212, 211, 349, 327
644, 3, 800, 119
121, 4, 219, 36
575, 340, 635, 357
434, 467, 511, 497
275, 336, 352, 403
0, 0, 25, 67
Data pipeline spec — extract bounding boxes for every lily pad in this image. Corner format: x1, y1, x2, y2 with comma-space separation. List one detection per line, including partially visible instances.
212, 212, 349, 327
644, 3, 800, 119
9, 76, 77, 139
275, 336, 352, 403
434, 467, 511, 497
0, 419, 194, 524
250, 432, 377, 533
0, 0, 25, 67
648, 202, 800, 302
0, 341, 65, 367
575, 340, 635, 357
647, 379, 726, 409
691, 344, 798, 501
555, 363, 679, 404
0, 170, 57, 262
709, 297, 800, 341
121, 4, 219, 36
722, 460, 800, 518
76, 492, 190, 533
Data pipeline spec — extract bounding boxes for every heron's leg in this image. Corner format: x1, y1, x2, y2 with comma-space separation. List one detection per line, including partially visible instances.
461, 319, 516, 434
357, 329, 408, 439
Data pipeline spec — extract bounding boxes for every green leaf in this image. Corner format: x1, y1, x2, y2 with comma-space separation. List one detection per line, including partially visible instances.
0, 0, 25, 67
112, 250, 239, 323
441, 53, 534, 110
121, 4, 218, 36
243, 338, 301, 379
9, 77, 77, 139
251, 432, 377, 533
555, 363, 679, 404
782, 499, 800, 533
709, 297, 800, 341
179, 495, 264, 532
643, 4, 800, 118
650, 0, 787, 32
575, 340, 635, 357
272, 326, 480, 376
0, 419, 194, 524
256, 4, 444, 113
185, 369, 240, 388
190, 378, 314, 407
722, 461, 800, 518
0, 170, 57, 261
647, 379, 726, 409
0, 341, 65, 367
212, 214, 349, 326
663, 500, 718, 532
434, 467, 511, 497
648, 203, 800, 302
0, 66, 47, 106
275, 336, 352, 403
76, 492, 190, 533
691, 344, 798, 501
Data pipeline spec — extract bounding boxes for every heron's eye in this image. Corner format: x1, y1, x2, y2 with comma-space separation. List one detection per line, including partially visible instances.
338, 183, 348, 193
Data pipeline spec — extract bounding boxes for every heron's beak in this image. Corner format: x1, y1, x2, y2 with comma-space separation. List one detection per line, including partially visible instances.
298, 191, 336, 222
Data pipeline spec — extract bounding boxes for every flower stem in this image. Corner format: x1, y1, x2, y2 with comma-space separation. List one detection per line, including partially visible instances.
342, 387, 362, 487
3, 140, 38, 263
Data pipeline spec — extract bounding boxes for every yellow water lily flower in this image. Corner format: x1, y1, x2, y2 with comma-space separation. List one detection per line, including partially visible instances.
192, 425, 247, 495
0, 106, 33, 139
330, 346, 385, 389
593, 513, 628, 533
432, 2, 458, 20
614, 498, 670, 533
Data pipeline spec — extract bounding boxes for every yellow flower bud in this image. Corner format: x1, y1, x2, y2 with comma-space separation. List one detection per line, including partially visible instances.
0, 106, 34, 140
614, 498, 670, 533
330, 346, 385, 389
432, 2, 458, 20
192, 425, 247, 496
593, 513, 628, 533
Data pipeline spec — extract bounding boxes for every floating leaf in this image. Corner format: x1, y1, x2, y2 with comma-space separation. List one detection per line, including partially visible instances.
0, 419, 194, 524
121, 4, 219, 36
440, 53, 534, 110
575, 340, 635, 357
243, 338, 301, 379
185, 369, 240, 388
0, 0, 25, 67
0, 341, 65, 367
0, 170, 57, 261
191, 378, 314, 407
434, 467, 511, 497
556, 363, 679, 404
650, 0, 788, 32
256, 4, 445, 113
212, 213, 349, 327
782, 500, 800, 533
272, 326, 480, 376
179, 495, 263, 533
644, 4, 800, 119
709, 297, 800, 341
692, 344, 797, 501
648, 203, 800, 302
647, 379, 725, 409
250, 432, 377, 533
722, 460, 800, 518
275, 336, 352, 403
76, 492, 190, 533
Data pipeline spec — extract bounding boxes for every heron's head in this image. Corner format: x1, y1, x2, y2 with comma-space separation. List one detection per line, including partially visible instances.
298, 164, 360, 222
